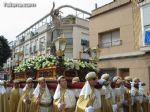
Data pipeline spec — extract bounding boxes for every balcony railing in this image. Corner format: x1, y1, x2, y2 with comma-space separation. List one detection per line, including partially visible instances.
37, 24, 49, 34
81, 39, 89, 46
15, 51, 24, 56
99, 40, 122, 48
47, 40, 52, 48
66, 38, 73, 45
19, 37, 25, 44
62, 16, 76, 24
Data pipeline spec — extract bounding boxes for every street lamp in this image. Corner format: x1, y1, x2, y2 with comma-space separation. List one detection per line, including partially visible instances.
53, 36, 67, 57
89, 46, 100, 63
53, 35, 67, 67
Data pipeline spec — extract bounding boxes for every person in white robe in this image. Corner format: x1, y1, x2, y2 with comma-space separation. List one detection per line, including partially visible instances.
72, 77, 81, 98
30, 77, 52, 112
76, 72, 101, 112
17, 77, 34, 112
53, 75, 76, 112
9, 80, 22, 112
111, 76, 125, 112
100, 73, 113, 112
0, 80, 6, 112
132, 77, 143, 112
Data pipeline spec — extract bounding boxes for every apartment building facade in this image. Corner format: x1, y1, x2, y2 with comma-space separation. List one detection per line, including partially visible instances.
3, 7, 90, 73
89, 0, 150, 92
13, 14, 89, 65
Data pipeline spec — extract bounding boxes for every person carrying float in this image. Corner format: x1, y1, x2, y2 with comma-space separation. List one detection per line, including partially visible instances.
17, 78, 34, 112
9, 80, 22, 112
53, 75, 76, 112
30, 77, 52, 112
76, 72, 101, 112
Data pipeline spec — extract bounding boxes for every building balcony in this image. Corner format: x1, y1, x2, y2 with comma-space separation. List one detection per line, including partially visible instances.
25, 32, 34, 41
19, 37, 25, 44
62, 15, 76, 24
99, 40, 122, 48
47, 40, 52, 48
15, 51, 24, 56
37, 24, 48, 34
66, 38, 73, 45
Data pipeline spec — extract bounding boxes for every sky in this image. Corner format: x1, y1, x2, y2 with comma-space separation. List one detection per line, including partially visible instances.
0, 0, 113, 42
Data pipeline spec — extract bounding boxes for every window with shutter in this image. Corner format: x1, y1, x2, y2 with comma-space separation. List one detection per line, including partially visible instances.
99, 29, 121, 48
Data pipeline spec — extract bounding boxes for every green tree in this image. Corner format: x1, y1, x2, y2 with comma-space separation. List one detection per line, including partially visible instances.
0, 35, 11, 67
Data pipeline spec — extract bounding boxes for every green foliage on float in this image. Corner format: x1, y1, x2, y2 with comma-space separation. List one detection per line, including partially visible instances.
14, 55, 97, 73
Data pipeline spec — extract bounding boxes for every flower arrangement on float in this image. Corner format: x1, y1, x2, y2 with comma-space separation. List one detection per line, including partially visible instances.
14, 55, 97, 82
14, 55, 97, 73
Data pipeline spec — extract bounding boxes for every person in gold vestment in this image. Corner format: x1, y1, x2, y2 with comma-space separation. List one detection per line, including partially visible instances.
111, 76, 125, 112
3, 80, 11, 112
141, 87, 148, 112
147, 92, 150, 112
17, 78, 34, 112
30, 77, 52, 112
132, 78, 144, 112
9, 80, 21, 112
76, 72, 101, 112
142, 95, 148, 112
72, 77, 81, 99
53, 76, 76, 112
123, 76, 133, 112
100, 73, 113, 112
0, 80, 6, 112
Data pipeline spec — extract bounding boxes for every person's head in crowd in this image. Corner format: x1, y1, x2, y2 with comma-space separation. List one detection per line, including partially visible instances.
133, 77, 140, 85
13, 80, 19, 88
3, 80, 7, 88
38, 77, 46, 88
57, 76, 67, 89
6, 80, 11, 85
101, 73, 110, 86
72, 77, 80, 84
124, 76, 132, 84
85, 72, 98, 87
26, 77, 33, 88
113, 76, 123, 86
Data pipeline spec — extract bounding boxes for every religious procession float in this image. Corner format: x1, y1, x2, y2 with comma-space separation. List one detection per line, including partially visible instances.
12, 55, 98, 89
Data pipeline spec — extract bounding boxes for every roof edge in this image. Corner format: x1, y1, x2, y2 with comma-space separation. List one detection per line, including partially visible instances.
89, 0, 131, 19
